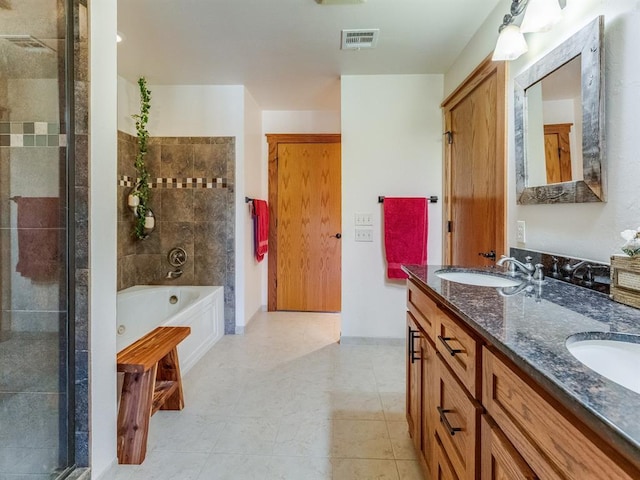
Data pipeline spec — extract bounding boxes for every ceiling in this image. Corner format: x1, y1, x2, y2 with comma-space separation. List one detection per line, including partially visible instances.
117, 0, 502, 111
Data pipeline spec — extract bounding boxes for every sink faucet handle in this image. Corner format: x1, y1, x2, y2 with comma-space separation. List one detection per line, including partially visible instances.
533, 264, 545, 282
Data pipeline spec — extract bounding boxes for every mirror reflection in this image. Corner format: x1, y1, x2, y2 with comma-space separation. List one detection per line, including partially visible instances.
526, 56, 583, 186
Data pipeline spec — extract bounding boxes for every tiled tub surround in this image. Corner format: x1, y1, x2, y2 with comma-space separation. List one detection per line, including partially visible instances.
117, 132, 236, 333
403, 264, 640, 467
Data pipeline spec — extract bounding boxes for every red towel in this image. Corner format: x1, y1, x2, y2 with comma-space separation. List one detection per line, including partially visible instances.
15, 197, 61, 282
383, 197, 428, 279
251, 199, 269, 262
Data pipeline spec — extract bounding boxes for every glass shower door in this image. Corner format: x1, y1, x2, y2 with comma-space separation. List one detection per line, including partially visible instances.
0, 0, 73, 477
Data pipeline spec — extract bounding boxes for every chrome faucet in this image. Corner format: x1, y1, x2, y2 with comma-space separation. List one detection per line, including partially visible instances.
497, 255, 544, 281
562, 260, 591, 278
497, 255, 535, 275
165, 269, 183, 279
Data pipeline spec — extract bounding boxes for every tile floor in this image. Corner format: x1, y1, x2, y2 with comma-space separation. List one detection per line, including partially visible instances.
103, 311, 423, 480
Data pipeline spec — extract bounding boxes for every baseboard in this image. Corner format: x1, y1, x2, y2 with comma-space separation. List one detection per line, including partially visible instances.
339, 335, 404, 346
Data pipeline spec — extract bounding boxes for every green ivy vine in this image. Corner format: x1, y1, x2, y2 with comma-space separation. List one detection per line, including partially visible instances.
131, 76, 152, 239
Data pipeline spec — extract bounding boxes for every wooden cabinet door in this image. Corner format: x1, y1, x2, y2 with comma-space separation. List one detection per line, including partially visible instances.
481, 415, 538, 480
435, 356, 481, 480
421, 335, 437, 476
406, 312, 423, 450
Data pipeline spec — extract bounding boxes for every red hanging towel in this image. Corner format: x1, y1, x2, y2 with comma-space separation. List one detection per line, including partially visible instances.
383, 197, 428, 279
252, 200, 269, 262
15, 196, 61, 282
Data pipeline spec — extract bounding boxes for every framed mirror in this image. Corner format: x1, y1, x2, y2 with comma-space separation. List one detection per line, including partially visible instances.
515, 16, 604, 204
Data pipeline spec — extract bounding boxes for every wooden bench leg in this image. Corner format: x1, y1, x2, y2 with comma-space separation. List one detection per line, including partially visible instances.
156, 346, 185, 410
117, 364, 157, 464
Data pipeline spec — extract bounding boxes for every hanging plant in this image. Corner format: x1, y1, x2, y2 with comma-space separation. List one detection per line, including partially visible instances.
130, 76, 153, 239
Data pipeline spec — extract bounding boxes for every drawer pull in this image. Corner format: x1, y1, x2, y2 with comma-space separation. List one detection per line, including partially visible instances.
438, 335, 462, 356
437, 406, 462, 436
408, 326, 421, 364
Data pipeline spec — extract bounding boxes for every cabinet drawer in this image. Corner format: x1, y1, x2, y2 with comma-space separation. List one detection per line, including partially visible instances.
435, 355, 481, 480
435, 309, 481, 398
481, 414, 538, 480
408, 280, 439, 339
483, 347, 639, 480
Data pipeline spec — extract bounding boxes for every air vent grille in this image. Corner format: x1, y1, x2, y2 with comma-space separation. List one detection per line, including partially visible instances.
0, 35, 54, 52
341, 29, 379, 50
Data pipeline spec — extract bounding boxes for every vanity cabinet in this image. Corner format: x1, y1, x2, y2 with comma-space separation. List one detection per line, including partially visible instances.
483, 347, 639, 480
406, 278, 640, 480
407, 279, 482, 479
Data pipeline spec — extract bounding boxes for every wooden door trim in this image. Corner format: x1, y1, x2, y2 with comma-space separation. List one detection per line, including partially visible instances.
441, 56, 507, 265
266, 133, 341, 311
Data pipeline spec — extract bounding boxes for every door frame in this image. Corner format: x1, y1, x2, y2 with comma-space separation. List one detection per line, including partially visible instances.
265, 133, 342, 311
440, 56, 507, 265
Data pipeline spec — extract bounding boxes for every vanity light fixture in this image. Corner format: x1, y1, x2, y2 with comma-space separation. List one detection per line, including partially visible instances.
492, 0, 563, 62
520, 0, 562, 33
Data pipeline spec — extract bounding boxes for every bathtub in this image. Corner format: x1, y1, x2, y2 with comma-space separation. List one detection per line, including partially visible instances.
116, 285, 224, 374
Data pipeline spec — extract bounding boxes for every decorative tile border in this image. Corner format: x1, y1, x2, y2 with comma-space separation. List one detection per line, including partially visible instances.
0, 122, 66, 147
118, 175, 229, 189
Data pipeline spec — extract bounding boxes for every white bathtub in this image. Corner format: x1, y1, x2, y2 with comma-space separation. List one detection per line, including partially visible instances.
116, 285, 224, 374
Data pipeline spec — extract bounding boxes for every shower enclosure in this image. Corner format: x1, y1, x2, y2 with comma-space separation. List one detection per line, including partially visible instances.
0, 0, 82, 477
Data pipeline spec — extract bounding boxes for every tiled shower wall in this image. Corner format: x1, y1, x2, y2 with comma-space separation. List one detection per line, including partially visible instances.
0, 0, 90, 472
117, 132, 236, 333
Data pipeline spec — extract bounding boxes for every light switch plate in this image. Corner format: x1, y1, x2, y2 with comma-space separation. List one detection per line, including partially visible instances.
355, 228, 373, 242
355, 213, 373, 226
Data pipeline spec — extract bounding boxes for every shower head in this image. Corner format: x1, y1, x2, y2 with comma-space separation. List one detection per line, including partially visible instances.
0, 35, 55, 53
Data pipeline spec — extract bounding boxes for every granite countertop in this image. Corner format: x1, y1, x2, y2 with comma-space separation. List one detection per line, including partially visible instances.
403, 264, 640, 464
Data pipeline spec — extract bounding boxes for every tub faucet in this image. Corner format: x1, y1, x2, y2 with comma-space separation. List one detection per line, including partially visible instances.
166, 269, 183, 279
496, 255, 540, 278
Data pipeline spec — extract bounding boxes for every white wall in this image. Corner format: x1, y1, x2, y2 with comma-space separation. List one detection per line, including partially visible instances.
89, 0, 118, 477
242, 89, 264, 330
341, 74, 444, 340
445, 0, 640, 263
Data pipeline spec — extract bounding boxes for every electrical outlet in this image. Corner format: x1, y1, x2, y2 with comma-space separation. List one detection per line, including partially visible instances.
355, 228, 373, 242
355, 213, 373, 226
516, 220, 526, 243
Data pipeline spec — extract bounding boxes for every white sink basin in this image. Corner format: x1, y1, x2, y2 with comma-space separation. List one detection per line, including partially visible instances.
435, 270, 522, 288
566, 333, 640, 395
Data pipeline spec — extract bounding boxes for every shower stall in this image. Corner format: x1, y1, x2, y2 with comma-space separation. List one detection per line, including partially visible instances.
0, 0, 88, 477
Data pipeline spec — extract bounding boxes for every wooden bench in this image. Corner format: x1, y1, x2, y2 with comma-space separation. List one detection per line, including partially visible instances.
116, 326, 190, 464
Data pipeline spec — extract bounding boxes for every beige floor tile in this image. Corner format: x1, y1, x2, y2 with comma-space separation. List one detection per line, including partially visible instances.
387, 421, 417, 460
331, 458, 400, 480
104, 312, 411, 480
396, 459, 425, 479
331, 419, 395, 459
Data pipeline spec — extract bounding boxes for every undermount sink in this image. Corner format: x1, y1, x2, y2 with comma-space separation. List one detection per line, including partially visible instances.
435, 269, 522, 288
566, 332, 640, 395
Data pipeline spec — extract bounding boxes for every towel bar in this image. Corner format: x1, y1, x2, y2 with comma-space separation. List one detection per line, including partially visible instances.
378, 196, 438, 204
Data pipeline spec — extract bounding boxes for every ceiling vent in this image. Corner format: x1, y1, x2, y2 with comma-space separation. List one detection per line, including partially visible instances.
316, 0, 366, 4
341, 29, 379, 50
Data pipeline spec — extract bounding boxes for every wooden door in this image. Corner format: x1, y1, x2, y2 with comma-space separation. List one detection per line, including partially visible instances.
267, 135, 342, 312
442, 57, 506, 267
481, 415, 538, 480
543, 123, 572, 183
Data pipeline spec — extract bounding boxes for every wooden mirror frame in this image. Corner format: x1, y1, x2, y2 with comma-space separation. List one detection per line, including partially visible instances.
515, 16, 605, 204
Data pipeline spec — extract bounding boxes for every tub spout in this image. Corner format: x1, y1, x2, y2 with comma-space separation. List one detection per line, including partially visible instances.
166, 269, 183, 279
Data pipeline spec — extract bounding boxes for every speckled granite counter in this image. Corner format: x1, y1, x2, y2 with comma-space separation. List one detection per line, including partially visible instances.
403, 264, 640, 465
